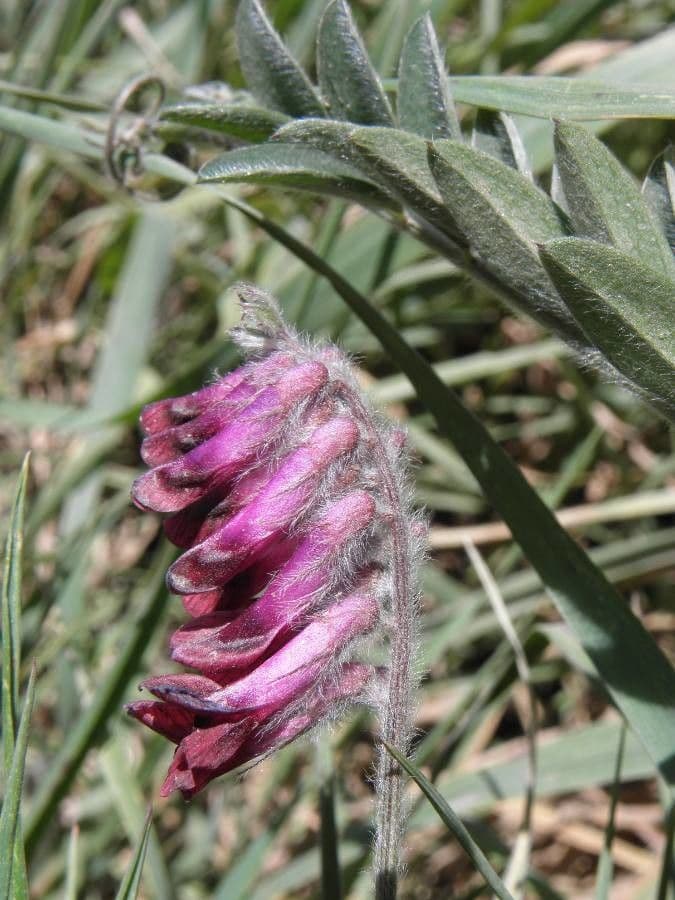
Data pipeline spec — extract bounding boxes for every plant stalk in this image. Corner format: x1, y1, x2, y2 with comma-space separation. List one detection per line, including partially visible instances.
342, 386, 417, 899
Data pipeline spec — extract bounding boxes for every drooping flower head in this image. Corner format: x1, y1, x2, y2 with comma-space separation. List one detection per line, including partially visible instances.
126, 285, 422, 815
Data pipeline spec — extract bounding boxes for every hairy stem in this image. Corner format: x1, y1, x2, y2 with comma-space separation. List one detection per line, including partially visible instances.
343, 387, 417, 899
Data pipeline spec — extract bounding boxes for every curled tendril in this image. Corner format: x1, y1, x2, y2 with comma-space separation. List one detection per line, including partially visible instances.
105, 74, 165, 192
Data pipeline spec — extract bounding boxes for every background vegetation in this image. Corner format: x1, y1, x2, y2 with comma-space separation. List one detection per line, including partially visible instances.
1, 0, 674, 897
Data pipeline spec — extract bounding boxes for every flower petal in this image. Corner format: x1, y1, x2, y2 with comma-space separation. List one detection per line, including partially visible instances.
125, 700, 195, 743
170, 491, 375, 674
132, 361, 328, 514
208, 593, 378, 714
166, 418, 359, 594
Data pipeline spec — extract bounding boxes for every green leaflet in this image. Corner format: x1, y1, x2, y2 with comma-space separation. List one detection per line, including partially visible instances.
428, 138, 584, 344
198, 142, 396, 209
317, 0, 393, 126
472, 109, 531, 177
235, 0, 324, 118
554, 121, 675, 278
347, 126, 463, 244
540, 238, 675, 423
161, 102, 290, 142
274, 119, 463, 246
397, 14, 460, 141
642, 146, 675, 253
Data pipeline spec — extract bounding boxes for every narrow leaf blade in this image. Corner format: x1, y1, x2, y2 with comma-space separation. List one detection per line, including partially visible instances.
236, 0, 324, 118
113, 810, 153, 900
446, 75, 675, 120
0, 664, 36, 900
2, 454, 29, 769
317, 0, 393, 126
398, 14, 460, 140
1, 456, 30, 900
383, 742, 515, 900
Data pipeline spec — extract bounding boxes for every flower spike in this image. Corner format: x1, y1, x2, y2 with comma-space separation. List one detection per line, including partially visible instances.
127, 283, 424, 886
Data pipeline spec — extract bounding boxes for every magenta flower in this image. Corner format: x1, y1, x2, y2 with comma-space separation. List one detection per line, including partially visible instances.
127, 284, 423, 885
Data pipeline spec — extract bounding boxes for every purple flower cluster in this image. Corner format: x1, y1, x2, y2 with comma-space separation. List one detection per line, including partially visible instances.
126, 286, 421, 802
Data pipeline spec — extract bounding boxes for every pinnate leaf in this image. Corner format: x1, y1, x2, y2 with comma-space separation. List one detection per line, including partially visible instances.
236, 0, 324, 118
540, 238, 675, 422
554, 121, 674, 278
317, 0, 393, 126
397, 14, 460, 141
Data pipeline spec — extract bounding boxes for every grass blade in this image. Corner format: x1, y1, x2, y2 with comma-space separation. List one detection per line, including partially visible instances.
0, 79, 106, 112
0, 103, 101, 158
383, 741, 515, 900
0, 663, 36, 900
317, 744, 342, 900
24, 544, 173, 851
594, 724, 627, 900
113, 809, 153, 900
445, 75, 675, 120
1, 454, 30, 900
2, 454, 29, 768
64, 825, 79, 900
465, 541, 537, 898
